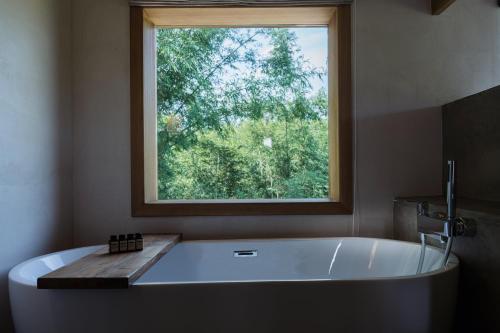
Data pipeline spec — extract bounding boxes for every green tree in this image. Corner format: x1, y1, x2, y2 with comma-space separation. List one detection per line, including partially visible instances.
156, 27, 329, 200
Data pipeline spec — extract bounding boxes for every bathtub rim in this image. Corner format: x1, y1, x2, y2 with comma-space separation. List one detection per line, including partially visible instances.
8, 237, 458, 288
134, 237, 459, 285
8, 245, 103, 288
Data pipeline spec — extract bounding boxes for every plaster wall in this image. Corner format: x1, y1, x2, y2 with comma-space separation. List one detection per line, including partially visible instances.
0, 0, 73, 331
72, 0, 500, 244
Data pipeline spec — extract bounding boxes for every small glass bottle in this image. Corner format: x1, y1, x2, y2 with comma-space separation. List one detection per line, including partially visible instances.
127, 234, 136, 251
118, 234, 127, 252
109, 235, 119, 254
135, 233, 143, 251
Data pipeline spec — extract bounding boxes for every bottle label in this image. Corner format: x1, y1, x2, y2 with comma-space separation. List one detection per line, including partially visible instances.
119, 241, 127, 252
109, 242, 119, 253
136, 239, 143, 250
128, 240, 136, 251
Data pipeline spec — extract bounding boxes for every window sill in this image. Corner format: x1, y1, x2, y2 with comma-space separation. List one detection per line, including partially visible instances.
132, 200, 352, 217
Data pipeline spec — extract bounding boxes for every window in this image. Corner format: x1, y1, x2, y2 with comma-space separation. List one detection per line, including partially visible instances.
131, 5, 352, 216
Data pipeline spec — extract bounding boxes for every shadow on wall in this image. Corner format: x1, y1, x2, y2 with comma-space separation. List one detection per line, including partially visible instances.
387, 0, 432, 14
442, 84, 500, 333
395, 84, 500, 332
355, 107, 443, 237
0, 1, 73, 332
380, 0, 497, 16
443, 85, 500, 201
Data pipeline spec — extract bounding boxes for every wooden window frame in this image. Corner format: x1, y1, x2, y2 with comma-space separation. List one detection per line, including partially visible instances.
130, 4, 352, 216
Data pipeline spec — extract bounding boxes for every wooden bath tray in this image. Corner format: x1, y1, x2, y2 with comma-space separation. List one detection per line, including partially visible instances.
37, 234, 180, 289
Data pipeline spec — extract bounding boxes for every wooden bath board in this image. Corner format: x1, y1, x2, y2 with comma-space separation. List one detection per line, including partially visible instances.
37, 234, 180, 289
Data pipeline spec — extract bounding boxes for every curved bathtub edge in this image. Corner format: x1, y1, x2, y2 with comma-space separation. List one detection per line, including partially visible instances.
8, 245, 104, 287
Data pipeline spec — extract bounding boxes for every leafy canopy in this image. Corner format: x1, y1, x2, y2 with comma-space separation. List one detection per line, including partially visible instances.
156, 27, 329, 200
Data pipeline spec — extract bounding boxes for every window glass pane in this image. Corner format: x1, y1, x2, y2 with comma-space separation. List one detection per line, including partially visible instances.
156, 27, 328, 200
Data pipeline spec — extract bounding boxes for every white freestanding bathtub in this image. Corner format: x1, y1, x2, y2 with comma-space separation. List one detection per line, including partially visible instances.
9, 238, 459, 333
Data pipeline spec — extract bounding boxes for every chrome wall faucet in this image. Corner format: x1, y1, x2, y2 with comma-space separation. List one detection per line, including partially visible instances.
416, 161, 474, 269
417, 161, 466, 242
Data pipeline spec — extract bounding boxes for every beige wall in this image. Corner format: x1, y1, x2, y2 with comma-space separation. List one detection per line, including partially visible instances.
72, 0, 500, 245
1, 0, 497, 331
0, 0, 73, 331
354, 0, 500, 236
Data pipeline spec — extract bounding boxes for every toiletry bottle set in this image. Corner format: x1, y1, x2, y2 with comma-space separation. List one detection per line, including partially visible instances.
109, 233, 144, 254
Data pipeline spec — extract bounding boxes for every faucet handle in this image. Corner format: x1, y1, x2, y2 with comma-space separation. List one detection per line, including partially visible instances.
417, 201, 429, 216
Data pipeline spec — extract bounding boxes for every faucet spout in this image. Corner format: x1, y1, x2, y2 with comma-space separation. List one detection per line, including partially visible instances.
416, 160, 475, 270
417, 160, 461, 242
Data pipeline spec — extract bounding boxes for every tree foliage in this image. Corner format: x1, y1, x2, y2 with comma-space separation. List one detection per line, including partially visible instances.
157, 27, 329, 200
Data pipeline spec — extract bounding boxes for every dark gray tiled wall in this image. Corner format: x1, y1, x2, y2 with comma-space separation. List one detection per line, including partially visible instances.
394, 197, 500, 333
443, 86, 500, 202
395, 86, 500, 331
